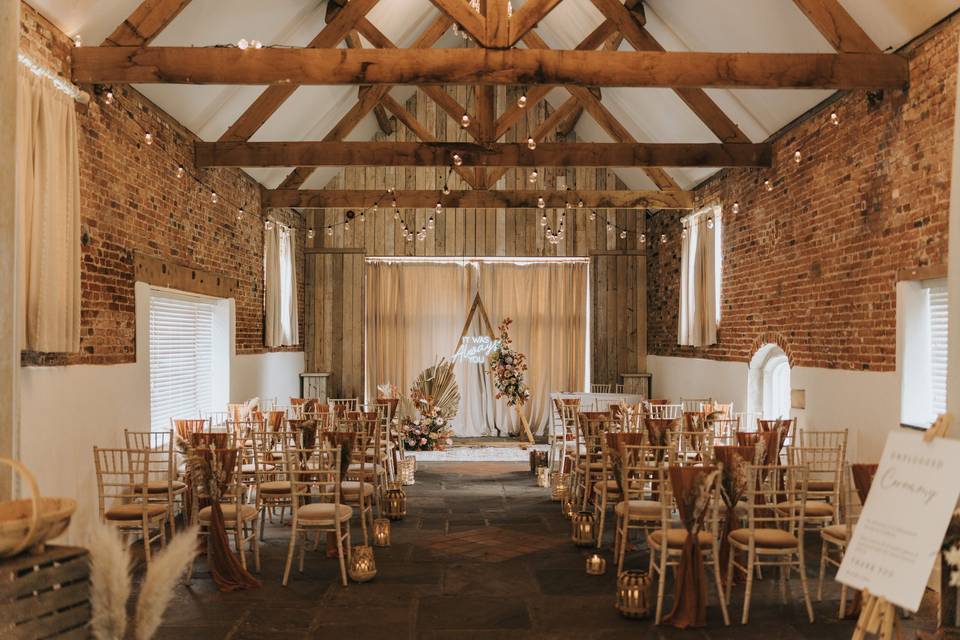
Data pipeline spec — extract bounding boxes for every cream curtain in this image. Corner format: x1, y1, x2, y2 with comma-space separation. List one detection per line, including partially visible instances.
474, 261, 588, 436
365, 260, 587, 437
15, 65, 81, 352
678, 206, 721, 347
365, 261, 478, 431
264, 223, 299, 346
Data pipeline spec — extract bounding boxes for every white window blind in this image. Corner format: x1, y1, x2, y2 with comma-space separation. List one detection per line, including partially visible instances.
149, 293, 216, 432
928, 285, 948, 417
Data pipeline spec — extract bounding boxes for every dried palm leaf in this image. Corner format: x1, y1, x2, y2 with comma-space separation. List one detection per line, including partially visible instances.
410, 358, 461, 419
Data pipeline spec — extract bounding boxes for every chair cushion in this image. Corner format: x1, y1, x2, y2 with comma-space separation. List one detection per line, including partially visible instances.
775, 501, 835, 517
339, 481, 375, 498
347, 463, 384, 475
614, 499, 661, 517
241, 463, 275, 473
729, 528, 798, 549
259, 480, 292, 495
808, 480, 835, 492
821, 524, 853, 542
131, 480, 186, 494
593, 480, 620, 494
648, 529, 715, 549
105, 503, 168, 521
296, 503, 352, 523
198, 504, 258, 522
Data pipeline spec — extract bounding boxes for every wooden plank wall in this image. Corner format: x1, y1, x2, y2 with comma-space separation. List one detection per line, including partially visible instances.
304, 86, 649, 396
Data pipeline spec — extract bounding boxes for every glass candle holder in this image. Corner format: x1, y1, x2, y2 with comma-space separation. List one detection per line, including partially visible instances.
586, 553, 606, 575
348, 545, 377, 583
373, 518, 391, 547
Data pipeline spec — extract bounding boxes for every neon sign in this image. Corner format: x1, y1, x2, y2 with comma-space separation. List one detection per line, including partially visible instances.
452, 336, 501, 364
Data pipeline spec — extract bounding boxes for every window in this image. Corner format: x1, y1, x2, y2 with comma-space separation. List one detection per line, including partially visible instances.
265, 223, 299, 347
678, 206, 722, 346
747, 343, 791, 422
899, 278, 948, 428
149, 291, 224, 431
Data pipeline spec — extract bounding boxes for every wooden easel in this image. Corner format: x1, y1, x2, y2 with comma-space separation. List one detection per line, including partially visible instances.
853, 413, 952, 640
455, 292, 535, 446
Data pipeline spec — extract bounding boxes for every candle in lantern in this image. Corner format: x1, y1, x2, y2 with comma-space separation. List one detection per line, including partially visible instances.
348, 545, 377, 583
373, 518, 391, 547
586, 553, 606, 575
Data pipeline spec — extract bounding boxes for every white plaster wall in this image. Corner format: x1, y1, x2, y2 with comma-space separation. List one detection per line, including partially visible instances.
18, 349, 304, 545
647, 355, 899, 462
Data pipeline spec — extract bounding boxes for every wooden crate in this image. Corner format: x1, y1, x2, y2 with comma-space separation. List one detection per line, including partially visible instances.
0, 546, 90, 639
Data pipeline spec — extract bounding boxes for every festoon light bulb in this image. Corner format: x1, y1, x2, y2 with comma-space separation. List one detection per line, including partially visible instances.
460, 114, 471, 128
517, 94, 528, 108
528, 169, 538, 183
527, 137, 536, 150
537, 197, 545, 209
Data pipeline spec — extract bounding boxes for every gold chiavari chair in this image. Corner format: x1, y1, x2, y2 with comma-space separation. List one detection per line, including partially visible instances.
335, 416, 377, 545
192, 447, 261, 573
329, 398, 359, 413
252, 430, 295, 536
94, 447, 168, 563
726, 464, 814, 624
592, 428, 633, 549
786, 445, 845, 531
709, 417, 741, 441
757, 417, 797, 459
575, 412, 610, 513
283, 444, 352, 587
648, 463, 730, 625
645, 402, 683, 420
614, 442, 674, 575
681, 398, 712, 413
590, 384, 611, 393
556, 400, 580, 473
669, 430, 710, 465
795, 429, 848, 452
372, 402, 396, 481
614, 384, 625, 394
123, 429, 186, 533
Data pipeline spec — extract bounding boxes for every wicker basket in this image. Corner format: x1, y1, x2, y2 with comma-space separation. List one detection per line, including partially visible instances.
0, 458, 76, 558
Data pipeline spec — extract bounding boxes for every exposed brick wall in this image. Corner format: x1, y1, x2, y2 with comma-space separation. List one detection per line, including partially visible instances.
18, 2, 304, 366
647, 13, 958, 372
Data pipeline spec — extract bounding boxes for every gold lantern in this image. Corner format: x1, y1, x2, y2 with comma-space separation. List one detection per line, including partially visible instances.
615, 570, 652, 619
536, 466, 550, 488
399, 458, 416, 485
348, 545, 377, 582
571, 511, 596, 547
384, 483, 407, 521
586, 553, 606, 576
550, 472, 570, 501
373, 518, 391, 547
561, 496, 575, 519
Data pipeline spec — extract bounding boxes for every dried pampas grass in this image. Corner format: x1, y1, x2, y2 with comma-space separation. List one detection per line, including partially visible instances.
89, 524, 199, 640
89, 524, 131, 640
133, 525, 199, 640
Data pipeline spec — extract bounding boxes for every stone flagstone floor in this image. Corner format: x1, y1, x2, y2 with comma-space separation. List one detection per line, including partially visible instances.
153, 461, 937, 639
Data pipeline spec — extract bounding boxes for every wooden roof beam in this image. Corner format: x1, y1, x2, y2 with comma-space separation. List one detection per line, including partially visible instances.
74, 47, 908, 90
429, 0, 486, 45
507, 0, 564, 46
195, 140, 773, 168
265, 188, 694, 210
792, 0, 881, 53
101, 0, 192, 46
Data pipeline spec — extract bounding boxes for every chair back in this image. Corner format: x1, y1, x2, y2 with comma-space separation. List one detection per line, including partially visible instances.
795, 429, 848, 451
618, 444, 674, 506
590, 384, 611, 394
669, 430, 709, 465
172, 418, 209, 441
787, 444, 844, 506
123, 430, 176, 485
286, 444, 342, 506
657, 464, 722, 538
742, 464, 809, 534
645, 403, 682, 420
329, 398, 359, 413
93, 447, 152, 517
680, 398, 712, 413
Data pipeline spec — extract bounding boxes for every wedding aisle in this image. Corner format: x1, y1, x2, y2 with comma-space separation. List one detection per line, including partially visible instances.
148, 462, 934, 639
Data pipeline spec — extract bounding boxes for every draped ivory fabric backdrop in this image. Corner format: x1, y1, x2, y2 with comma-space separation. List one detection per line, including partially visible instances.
678, 206, 721, 347
365, 260, 587, 436
15, 65, 81, 352
264, 223, 300, 347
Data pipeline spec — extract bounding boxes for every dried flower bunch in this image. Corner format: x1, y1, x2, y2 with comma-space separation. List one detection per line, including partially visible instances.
489, 318, 531, 407
679, 467, 720, 535
410, 358, 461, 420
400, 413, 454, 451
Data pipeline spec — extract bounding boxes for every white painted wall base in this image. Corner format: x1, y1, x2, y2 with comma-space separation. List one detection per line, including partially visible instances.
647, 355, 899, 462
18, 349, 304, 545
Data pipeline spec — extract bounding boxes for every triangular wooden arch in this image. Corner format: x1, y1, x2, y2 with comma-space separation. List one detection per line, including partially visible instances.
453, 292, 535, 445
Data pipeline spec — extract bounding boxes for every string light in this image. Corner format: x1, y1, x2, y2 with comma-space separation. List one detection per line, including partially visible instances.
537, 197, 545, 209
436, 202, 443, 214
639, 233, 646, 244
344, 221, 350, 232
251, 39, 263, 49
794, 150, 802, 164
681, 226, 688, 239
144, 132, 153, 145
428, 217, 435, 229
359, 211, 365, 222
606, 222, 613, 232
577, 199, 584, 208
391, 198, 398, 208
660, 234, 668, 244
237, 38, 249, 50
452, 154, 463, 167
764, 179, 773, 192
541, 214, 548, 226
527, 137, 536, 150
210, 191, 218, 204
619, 230, 627, 239
394, 209, 400, 221
706, 216, 714, 229
237, 206, 244, 220
327, 226, 334, 236
442, 184, 451, 195
307, 228, 315, 239
460, 114, 471, 128
176, 165, 185, 179
528, 169, 538, 183
732, 201, 740, 214
264, 219, 274, 230
589, 211, 596, 221
830, 112, 839, 126
104, 90, 114, 105
517, 94, 527, 108
73, 35, 82, 47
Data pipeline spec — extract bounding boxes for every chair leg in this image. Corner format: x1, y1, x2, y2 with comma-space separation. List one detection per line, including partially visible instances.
725, 549, 734, 604
260, 508, 268, 541
741, 548, 755, 625
282, 526, 297, 586
236, 524, 248, 570
818, 541, 828, 601
142, 517, 152, 565
298, 531, 307, 573
251, 520, 261, 573
335, 523, 348, 587
779, 565, 788, 604
616, 518, 628, 575
838, 584, 848, 619
712, 551, 731, 626
797, 553, 815, 623
654, 544, 668, 625
595, 492, 606, 549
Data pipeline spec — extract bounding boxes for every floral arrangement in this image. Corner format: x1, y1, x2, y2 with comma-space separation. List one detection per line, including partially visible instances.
400, 411, 455, 451
489, 318, 530, 407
